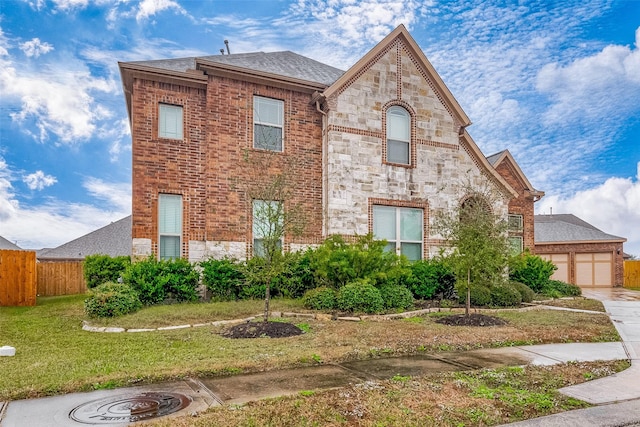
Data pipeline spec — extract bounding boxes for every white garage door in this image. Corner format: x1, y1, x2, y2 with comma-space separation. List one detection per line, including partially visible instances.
539, 253, 569, 283
576, 252, 613, 287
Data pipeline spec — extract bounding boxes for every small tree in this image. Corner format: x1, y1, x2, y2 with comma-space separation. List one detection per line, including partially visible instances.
435, 189, 511, 316
241, 151, 305, 322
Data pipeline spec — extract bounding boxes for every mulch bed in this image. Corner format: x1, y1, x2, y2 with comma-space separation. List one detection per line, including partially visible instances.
222, 321, 304, 339
434, 313, 508, 327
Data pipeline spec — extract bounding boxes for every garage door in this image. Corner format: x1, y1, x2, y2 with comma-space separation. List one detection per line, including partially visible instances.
576, 252, 612, 287
539, 254, 569, 283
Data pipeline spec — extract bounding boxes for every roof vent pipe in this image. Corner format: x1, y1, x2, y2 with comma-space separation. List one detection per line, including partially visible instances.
224, 39, 230, 54
220, 49, 225, 55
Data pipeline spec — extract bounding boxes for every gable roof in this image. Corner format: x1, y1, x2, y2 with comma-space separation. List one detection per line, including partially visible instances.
323, 24, 470, 126
38, 216, 132, 260
534, 214, 626, 244
487, 150, 544, 200
0, 236, 21, 250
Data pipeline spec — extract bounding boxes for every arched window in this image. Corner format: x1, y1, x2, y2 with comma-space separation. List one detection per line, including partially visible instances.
386, 106, 410, 165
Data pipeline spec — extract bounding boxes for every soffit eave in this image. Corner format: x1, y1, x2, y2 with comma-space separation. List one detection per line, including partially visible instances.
534, 238, 627, 245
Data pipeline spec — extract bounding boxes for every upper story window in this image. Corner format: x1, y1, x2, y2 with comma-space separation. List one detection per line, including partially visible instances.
252, 199, 284, 257
158, 193, 182, 260
253, 96, 284, 151
373, 205, 423, 261
158, 103, 183, 140
386, 106, 411, 165
508, 214, 523, 231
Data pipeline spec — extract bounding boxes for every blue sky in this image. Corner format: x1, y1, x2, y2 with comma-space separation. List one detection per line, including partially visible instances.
1, 0, 639, 255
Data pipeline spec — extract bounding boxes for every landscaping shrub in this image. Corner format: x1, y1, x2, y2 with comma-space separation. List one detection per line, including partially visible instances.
509, 252, 556, 292
302, 286, 337, 310
336, 279, 384, 314
83, 254, 131, 288
406, 259, 456, 300
457, 282, 492, 307
541, 280, 582, 298
378, 284, 414, 310
510, 281, 536, 303
122, 257, 200, 305
84, 281, 142, 318
490, 282, 523, 307
161, 258, 200, 302
201, 258, 244, 301
309, 234, 409, 289
240, 256, 269, 299
270, 250, 316, 298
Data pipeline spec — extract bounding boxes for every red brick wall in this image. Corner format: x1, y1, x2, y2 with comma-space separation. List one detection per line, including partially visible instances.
494, 161, 536, 251
535, 241, 625, 286
131, 75, 324, 259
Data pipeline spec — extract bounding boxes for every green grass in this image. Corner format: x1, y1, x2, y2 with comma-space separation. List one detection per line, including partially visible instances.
0, 295, 622, 401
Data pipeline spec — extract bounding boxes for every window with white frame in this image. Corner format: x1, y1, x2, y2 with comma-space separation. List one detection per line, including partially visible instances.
252, 200, 283, 257
508, 214, 523, 231
373, 205, 423, 261
386, 106, 411, 165
158, 194, 182, 260
253, 96, 284, 151
158, 103, 183, 140
509, 236, 523, 255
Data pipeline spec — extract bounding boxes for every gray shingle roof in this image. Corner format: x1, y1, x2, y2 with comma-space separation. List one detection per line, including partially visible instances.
129, 51, 345, 86
486, 150, 506, 166
0, 236, 21, 250
534, 214, 626, 243
38, 216, 131, 260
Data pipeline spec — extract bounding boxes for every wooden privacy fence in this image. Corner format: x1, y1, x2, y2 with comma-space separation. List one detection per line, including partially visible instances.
624, 260, 640, 288
0, 250, 37, 306
37, 261, 87, 296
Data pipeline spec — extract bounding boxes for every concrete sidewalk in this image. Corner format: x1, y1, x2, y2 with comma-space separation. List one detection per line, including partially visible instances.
0, 342, 630, 427
499, 288, 640, 426
2, 288, 639, 427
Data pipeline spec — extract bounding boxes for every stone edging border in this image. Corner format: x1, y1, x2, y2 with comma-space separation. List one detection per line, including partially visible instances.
81, 302, 605, 333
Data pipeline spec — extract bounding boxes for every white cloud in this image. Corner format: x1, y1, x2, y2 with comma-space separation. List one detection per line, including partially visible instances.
536, 162, 640, 257
136, 0, 187, 22
0, 49, 116, 143
19, 38, 54, 57
0, 157, 130, 248
23, 170, 57, 190
536, 26, 640, 123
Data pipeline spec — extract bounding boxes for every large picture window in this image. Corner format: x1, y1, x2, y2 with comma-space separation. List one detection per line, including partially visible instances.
159, 194, 182, 260
253, 96, 284, 151
386, 106, 410, 164
158, 103, 183, 140
373, 205, 423, 261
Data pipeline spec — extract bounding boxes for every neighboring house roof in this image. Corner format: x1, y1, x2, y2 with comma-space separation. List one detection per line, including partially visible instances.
534, 214, 626, 244
38, 216, 132, 260
0, 236, 21, 250
487, 150, 544, 200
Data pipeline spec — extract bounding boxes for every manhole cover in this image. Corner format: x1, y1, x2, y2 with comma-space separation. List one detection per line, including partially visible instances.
69, 392, 191, 424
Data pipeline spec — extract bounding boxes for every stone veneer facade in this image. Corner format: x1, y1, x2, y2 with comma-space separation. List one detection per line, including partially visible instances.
126, 27, 514, 262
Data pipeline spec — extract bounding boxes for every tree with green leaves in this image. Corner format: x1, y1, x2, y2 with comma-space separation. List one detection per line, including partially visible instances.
435, 189, 511, 316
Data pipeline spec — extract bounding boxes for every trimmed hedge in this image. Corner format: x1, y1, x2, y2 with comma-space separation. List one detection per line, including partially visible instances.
510, 281, 536, 303
122, 257, 200, 305
405, 259, 456, 300
509, 252, 556, 292
302, 287, 337, 310
84, 254, 131, 288
84, 282, 142, 318
457, 283, 492, 307
201, 258, 244, 301
541, 280, 582, 298
490, 282, 522, 307
336, 279, 384, 314
379, 284, 414, 310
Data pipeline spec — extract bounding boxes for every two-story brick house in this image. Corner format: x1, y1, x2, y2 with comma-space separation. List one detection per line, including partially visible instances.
119, 25, 541, 263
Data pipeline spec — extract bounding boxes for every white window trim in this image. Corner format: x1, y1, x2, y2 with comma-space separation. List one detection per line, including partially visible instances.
373, 205, 423, 260
253, 96, 284, 152
158, 194, 182, 260
386, 106, 411, 165
509, 236, 524, 255
158, 103, 184, 140
508, 214, 523, 231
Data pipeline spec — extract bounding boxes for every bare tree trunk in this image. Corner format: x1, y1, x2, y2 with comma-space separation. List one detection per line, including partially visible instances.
466, 268, 471, 317
263, 282, 270, 322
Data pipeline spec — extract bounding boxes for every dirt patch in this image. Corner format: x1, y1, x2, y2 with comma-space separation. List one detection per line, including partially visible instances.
434, 313, 508, 327
222, 321, 303, 339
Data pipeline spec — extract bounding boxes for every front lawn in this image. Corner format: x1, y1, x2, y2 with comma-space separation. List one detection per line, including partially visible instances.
0, 295, 620, 401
